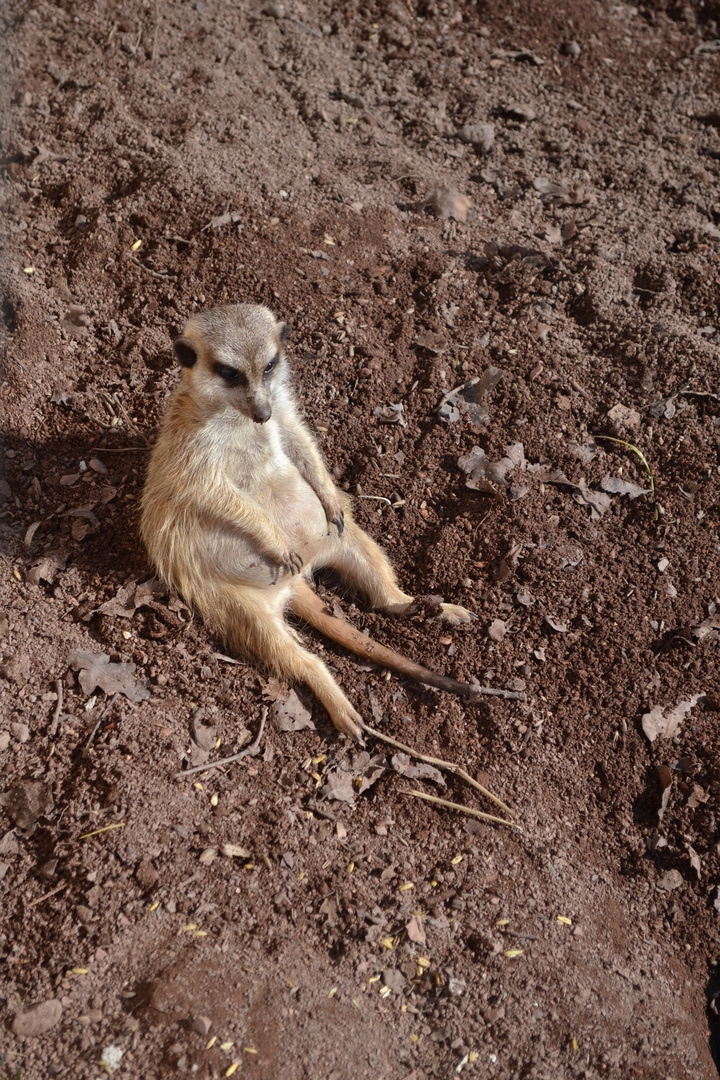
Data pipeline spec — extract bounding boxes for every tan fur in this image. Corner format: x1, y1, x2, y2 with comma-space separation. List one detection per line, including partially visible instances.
141, 304, 475, 738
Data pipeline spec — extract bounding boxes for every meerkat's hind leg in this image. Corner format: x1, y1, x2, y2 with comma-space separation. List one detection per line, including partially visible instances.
323, 517, 414, 611
221, 588, 363, 740
322, 519, 476, 623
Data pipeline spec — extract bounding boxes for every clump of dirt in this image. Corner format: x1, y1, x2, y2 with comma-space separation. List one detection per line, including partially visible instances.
1, 2, 719, 1078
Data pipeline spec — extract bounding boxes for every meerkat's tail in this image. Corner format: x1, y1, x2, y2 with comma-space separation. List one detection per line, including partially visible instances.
288, 578, 481, 700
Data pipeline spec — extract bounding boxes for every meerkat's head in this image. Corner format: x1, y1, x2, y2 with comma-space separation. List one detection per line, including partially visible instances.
172, 304, 288, 423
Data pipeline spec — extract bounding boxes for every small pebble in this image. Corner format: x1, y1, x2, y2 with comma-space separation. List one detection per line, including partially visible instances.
457, 123, 494, 153
191, 1016, 213, 1037
11, 722, 30, 743
504, 102, 536, 122
428, 187, 471, 222
12, 999, 63, 1037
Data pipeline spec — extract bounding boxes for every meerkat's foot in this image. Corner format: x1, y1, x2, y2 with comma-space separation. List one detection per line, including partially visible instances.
438, 602, 477, 625
327, 701, 364, 741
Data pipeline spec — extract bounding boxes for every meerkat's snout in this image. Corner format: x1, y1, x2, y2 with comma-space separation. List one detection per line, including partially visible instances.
253, 404, 271, 423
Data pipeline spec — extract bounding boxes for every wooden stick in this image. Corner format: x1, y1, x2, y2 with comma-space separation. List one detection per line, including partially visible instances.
175, 707, 267, 779
360, 722, 514, 819
49, 679, 64, 737
401, 789, 515, 827
25, 882, 68, 909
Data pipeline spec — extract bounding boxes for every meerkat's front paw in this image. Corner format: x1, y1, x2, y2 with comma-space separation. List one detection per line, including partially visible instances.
320, 492, 345, 536
438, 602, 477, 625
269, 550, 304, 582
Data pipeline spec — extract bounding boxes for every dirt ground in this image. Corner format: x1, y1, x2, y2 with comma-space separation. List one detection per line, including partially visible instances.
1, 0, 720, 1077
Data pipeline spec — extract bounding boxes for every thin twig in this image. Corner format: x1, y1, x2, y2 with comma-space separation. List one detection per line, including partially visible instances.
360, 722, 514, 818
152, 0, 160, 61
8, 354, 31, 374
287, 15, 322, 37
79, 821, 126, 840
128, 254, 177, 281
176, 707, 267, 779
49, 679, 64, 737
401, 789, 515, 827
87, 693, 119, 745
680, 389, 720, 403
89, 446, 150, 453
470, 685, 525, 701
503, 929, 541, 941
25, 882, 68, 909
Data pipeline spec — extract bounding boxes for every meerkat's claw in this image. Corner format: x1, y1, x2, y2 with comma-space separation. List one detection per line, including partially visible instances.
275, 551, 304, 576
331, 511, 345, 536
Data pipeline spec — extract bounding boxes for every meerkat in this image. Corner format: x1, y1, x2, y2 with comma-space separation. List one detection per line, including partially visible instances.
141, 303, 478, 740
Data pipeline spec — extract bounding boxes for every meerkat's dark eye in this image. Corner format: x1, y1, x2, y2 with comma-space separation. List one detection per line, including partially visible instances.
263, 353, 279, 378
215, 363, 247, 386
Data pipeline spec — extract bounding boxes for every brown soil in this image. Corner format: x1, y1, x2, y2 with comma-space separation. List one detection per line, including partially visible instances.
1, 1, 720, 1078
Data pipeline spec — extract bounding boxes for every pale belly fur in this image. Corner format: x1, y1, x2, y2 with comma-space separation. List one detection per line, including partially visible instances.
205, 464, 330, 589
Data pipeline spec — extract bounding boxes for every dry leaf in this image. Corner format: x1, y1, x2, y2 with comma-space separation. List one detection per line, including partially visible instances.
97, 578, 165, 619
533, 176, 594, 206
321, 768, 356, 804
373, 403, 406, 427
391, 752, 445, 788
97, 581, 139, 619
353, 751, 386, 794
687, 784, 709, 809
26, 552, 68, 587
440, 369, 504, 427
367, 690, 384, 724
192, 721, 217, 752
641, 695, 703, 743
656, 869, 683, 892
600, 476, 649, 499
67, 650, 151, 703
319, 895, 338, 923
0, 781, 54, 829
691, 614, 720, 644
222, 844, 251, 859
427, 187, 471, 221
529, 465, 611, 519
685, 843, 701, 879
607, 402, 641, 435
415, 328, 448, 354
268, 688, 315, 732
458, 441, 521, 488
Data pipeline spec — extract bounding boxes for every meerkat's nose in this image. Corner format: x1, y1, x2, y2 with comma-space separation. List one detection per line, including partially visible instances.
253, 404, 272, 423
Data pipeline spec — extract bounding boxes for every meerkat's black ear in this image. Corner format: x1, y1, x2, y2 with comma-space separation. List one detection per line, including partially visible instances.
174, 337, 198, 368
278, 321, 288, 347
